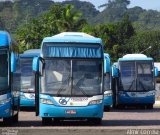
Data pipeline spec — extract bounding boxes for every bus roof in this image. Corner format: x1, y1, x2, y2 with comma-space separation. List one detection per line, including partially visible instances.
20, 49, 40, 58
104, 53, 110, 58
41, 32, 103, 58
0, 31, 11, 47
118, 54, 153, 61
42, 32, 102, 44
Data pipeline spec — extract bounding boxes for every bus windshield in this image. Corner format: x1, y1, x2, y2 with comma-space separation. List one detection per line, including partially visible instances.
41, 59, 102, 96
104, 73, 111, 91
0, 50, 9, 91
119, 61, 154, 91
20, 59, 34, 92
137, 61, 154, 91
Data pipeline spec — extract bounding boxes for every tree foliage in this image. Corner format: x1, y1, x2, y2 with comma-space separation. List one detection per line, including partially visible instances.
15, 4, 87, 52
124, 31, 160, 61
82, 15, 135, 61
1, 0, 160, 62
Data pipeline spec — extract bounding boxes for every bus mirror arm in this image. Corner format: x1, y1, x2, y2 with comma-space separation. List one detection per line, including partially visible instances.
39, 57, 45, 76
32, 56, 40, 116
35, 71, 39, 116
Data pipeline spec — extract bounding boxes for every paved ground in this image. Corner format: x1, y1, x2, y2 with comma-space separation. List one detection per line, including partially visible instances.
0, 107, 160, 135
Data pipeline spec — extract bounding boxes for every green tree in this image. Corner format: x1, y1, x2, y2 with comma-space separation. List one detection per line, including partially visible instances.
124, 31, 160, 61
56, 4, 87, 32
15, 4, 87, 52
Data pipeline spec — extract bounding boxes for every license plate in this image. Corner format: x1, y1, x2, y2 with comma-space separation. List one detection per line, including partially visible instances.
65, 110, 76, 114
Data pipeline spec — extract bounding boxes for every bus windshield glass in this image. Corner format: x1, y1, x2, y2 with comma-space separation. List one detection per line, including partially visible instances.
0, 50, 9, 91
20, 59, 34, 92
104, 73, 111, 91
120, 61, 154, 91
137, 61, 154, 91
120, 62, 136, 91
41, 59, 102, 96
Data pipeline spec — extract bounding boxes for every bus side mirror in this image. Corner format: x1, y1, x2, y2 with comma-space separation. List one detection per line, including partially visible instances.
32, 57, 39, 73
104, 54, 110, 73
11, 52, 16, 73
154, 67, 159, 77
32, 57, 45, 76
112, 66, 119, 78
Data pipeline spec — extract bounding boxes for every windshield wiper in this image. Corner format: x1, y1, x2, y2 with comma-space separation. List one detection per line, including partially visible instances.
56, 76, 71, 96
128, 80, 135, 91
138, 80, 146, 91
72, 76, 91, 97
72, 84, 90, 97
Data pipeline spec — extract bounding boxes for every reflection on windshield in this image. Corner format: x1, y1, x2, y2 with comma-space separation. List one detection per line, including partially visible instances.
120, 62, 136, 91
41, 59, 102, 96
137, 61, 154, 91
41, 60, 71, 95
20, 59, 34, 91
0, 50, 8, 91
72, 61, 102, 96
104, 73, 110, 91
120, 61, 154, 91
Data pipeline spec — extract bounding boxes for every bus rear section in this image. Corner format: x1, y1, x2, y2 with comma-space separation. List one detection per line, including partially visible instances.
32, 32, 105, 125
20, 49, 40, 107
112, 54, 158, 109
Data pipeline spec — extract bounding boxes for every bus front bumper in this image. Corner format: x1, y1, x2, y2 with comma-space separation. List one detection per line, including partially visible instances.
118, 95, 155, 105
39, 103, 103, 119
104, 96, 113, 106
0, 102, 11, 118
20, 98, 35, 107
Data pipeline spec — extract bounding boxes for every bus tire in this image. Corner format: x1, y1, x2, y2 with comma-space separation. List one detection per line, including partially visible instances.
54, 118, 60, 123
12, 113, 18, 123
116, 104, 125, 109
147, 104, 153, 109
3, 117, 12, 125
42, 117, 52, 125
104, 106, 111, 112
88, 118, 102, 125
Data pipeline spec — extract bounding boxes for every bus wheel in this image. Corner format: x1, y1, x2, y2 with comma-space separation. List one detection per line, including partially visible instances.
117, 104, 124, 109
88, 118, 102, 125
147, 104, 153, 109
42, 117, 52, 125
12, 113, 18, 123
54, 118, 60, 123
3, 117, 12, 125
104, 106, 111, 112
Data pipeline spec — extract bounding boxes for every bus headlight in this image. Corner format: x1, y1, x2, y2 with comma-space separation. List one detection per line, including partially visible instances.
88, 100, 102, 105
148, 92, 155, 96
20, 95, 26, 99
40, 98, 54, 105
105, 93, 112, 96
0, 98, 11, 105
119, 91, 125, 96
104, 92, 112, 97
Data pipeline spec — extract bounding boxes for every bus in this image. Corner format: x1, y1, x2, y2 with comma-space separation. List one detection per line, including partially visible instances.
20, 49, 40, 107
103, 53, 112, 111
112, 54, 159, 109
32, 32, 106, 125
0, 31, 20, 124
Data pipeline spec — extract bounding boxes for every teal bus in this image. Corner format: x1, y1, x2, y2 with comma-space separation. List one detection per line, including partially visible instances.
0, 31, 20, 124
20, 49, 40, 107
32, 32, 108, 125
112, 54, 159, 109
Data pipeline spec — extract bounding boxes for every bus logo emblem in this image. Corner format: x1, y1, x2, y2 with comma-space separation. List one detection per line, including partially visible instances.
59, 98, 70, 105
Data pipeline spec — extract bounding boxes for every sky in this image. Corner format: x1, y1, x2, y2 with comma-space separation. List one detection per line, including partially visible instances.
53, 0, 160, 11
